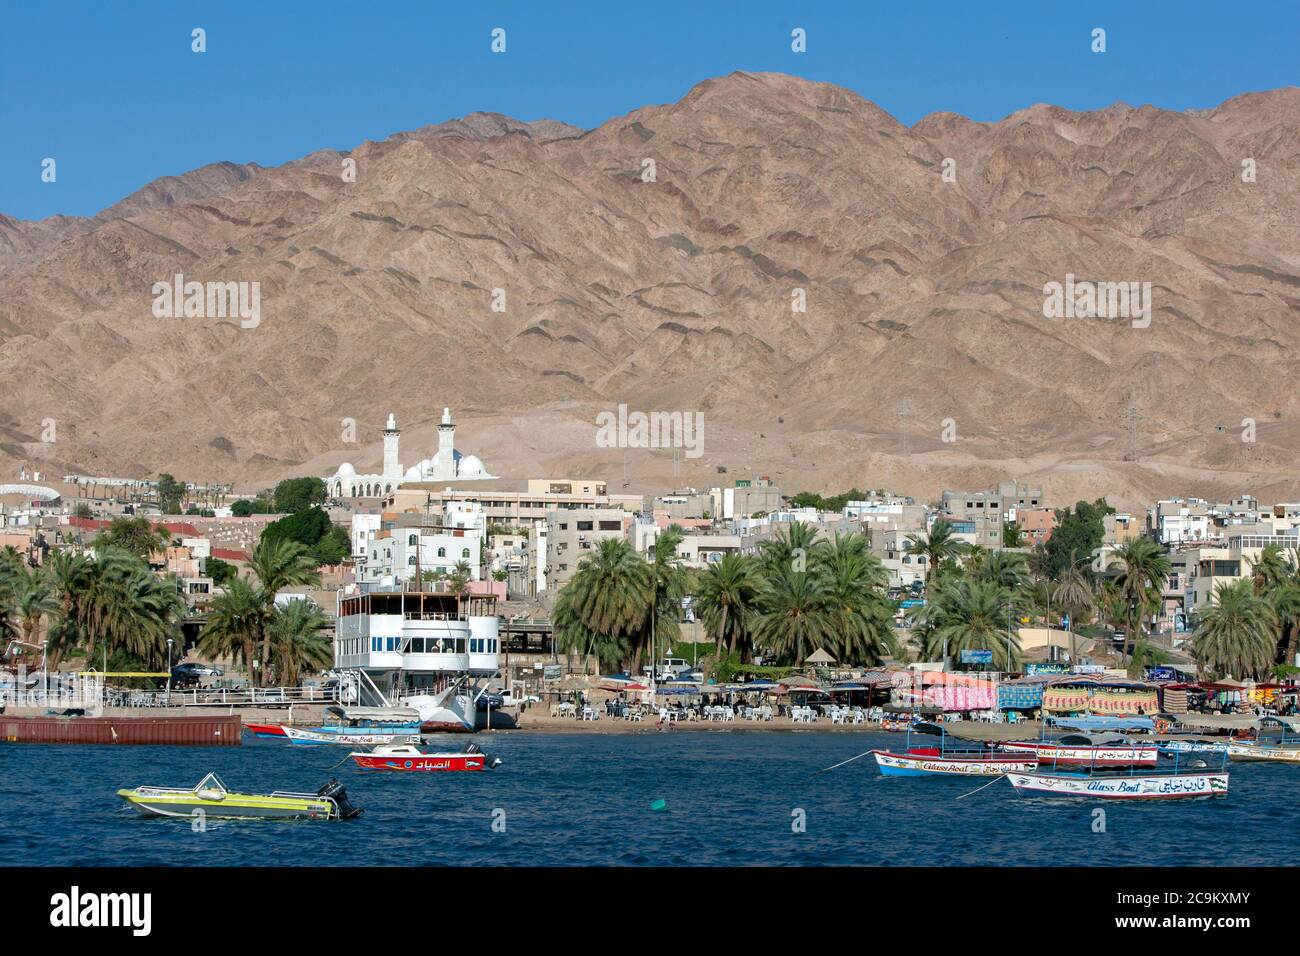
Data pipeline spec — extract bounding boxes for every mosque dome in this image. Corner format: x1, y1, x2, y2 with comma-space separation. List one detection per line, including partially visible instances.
337, 462, 356, 477
459, 454, 486, 477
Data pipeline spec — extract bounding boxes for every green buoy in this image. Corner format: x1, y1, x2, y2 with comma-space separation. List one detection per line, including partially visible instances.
650, 799, 667, 811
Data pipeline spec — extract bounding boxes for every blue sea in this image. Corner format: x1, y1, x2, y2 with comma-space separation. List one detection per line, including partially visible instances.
2, 731, 1296, 866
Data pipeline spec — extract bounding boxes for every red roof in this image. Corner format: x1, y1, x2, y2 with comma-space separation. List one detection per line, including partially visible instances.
211, 548, 250, 562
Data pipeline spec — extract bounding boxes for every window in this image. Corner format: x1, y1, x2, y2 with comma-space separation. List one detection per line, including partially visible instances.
461, 548, 470, 559
598, 520, 621, 531
577, 521, 594, 531
408, 534, 418, 546
437, 547, 446, 557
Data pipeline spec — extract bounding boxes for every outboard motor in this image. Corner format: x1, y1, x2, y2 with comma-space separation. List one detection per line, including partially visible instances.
318, 778, 363, 819
465, 742, 482, 754
488, 756, 503, 769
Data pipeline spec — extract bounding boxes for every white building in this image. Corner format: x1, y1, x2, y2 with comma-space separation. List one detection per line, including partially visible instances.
327, 408, 495, 499
352, 503, 485, 587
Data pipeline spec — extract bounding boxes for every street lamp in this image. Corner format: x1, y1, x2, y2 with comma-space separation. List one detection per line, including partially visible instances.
7, 639, 47, 700
165, 638, 175, 703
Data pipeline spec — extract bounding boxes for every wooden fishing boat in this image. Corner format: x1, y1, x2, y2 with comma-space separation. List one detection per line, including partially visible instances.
349, 742, 501, 772
873, 722, 1039, 777
1006, 748, 1230, 801
117, 772, 362, 819
282, 725, 422, 746
1006, 768, 1229, 800
1001, 733, 1158, 767
1223, 717, 1300, 763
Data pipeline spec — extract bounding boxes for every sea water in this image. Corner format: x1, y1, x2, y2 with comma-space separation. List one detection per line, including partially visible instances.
1, 732, 1294, 866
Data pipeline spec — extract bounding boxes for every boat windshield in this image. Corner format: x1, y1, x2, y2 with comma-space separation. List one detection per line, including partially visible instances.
194, 772, 229, 794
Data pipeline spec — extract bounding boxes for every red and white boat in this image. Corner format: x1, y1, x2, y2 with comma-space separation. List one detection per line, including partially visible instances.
1001, 733, 1158, 767
349, 743, 502, 772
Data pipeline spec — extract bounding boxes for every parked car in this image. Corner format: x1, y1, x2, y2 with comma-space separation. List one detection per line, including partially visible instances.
169, 662, 224, 689
476, 692, 506, 711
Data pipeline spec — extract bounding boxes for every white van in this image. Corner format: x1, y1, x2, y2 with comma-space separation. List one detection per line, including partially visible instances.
644, 658, 692, 681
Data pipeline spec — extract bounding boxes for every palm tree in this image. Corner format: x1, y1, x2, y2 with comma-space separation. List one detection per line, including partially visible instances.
199, 577, 265, 675
641, 527, 688, 671
8, 564, 60, 663
693, 553, 760, 657
750, 566, 833, 665
265, 599, 332, 687
904, 519, 970, 587
976, 550, 1030, 591
820, 545, 898, 665
1270, 582, 1300, 671
97, 516, 170, 561
247, 538, 320, 682
1109, 538, 1172, 658
918, 577, 1023, 671
553, 585, 628, 673
1191, 579, 1276, 679
1248, 544, 1292, 596
561, 538, 652, 672
446, 560, 473, 618
756, 522, 818, 576
1052, 554, 1096, 663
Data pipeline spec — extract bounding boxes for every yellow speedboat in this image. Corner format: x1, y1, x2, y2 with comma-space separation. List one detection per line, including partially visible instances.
117, 772, 361, 820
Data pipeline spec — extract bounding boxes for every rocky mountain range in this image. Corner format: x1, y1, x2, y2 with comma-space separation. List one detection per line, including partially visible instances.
2, 72, 1298, 509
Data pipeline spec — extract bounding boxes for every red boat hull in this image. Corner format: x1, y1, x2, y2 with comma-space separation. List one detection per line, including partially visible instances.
245, 723, 286, 737
351, 753, 489, 772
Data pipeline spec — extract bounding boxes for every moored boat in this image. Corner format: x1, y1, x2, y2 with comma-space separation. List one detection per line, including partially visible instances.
1006, 768, 1229, 800
117, 772, 362, 819
245, 723, 286, 738
873, 721, 1039, 777
282, 725, 422, 746
1001, 733, 1158, 768
349, 742, 502, 772
1223, 717, 1300, 763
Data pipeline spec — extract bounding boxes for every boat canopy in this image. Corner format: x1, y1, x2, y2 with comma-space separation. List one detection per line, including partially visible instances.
326, 705, 421, 724
1047, 715, 1155, 732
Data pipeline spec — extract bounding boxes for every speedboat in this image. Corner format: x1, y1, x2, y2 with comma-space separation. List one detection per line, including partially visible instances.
283, 725, 422, 746
349, 741, 502, 772
117, 772, 362, 819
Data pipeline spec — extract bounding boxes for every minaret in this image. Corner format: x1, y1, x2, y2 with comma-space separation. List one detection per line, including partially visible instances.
382, 412, 402, 478
437, 406, 455, 479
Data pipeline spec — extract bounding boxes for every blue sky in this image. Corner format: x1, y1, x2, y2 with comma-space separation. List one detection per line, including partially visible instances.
2, 1, 1295, 220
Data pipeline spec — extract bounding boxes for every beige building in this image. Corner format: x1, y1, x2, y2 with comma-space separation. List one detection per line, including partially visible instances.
382, 481, 641, 526
546, 508, 628, 589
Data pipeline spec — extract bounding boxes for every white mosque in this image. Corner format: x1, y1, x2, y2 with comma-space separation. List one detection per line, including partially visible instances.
327, 407, 495, 499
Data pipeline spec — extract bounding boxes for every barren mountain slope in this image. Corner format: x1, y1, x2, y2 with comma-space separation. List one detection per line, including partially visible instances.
1, 73, 1297, 508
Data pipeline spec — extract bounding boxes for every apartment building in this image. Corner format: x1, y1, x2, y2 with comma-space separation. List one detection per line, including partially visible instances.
546, 508, 628, 589
382, 481, 642, 525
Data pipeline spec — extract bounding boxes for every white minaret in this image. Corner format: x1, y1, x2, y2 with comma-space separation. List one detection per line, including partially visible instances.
436, 407, 455, 480
382, 412, 402, 478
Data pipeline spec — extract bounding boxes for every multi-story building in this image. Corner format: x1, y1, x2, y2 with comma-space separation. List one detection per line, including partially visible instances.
674, 533, 743, 568
545, 508, 628, 589
381, 482, 642, 525
1148, 498, 1213, 546
333, 588, 500, 731
715, 477, 782, 520
351, 504, 486, 586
